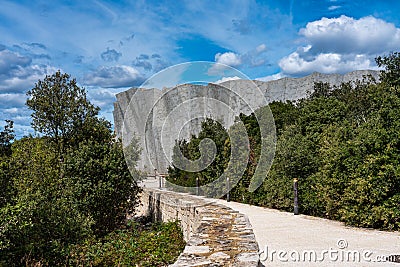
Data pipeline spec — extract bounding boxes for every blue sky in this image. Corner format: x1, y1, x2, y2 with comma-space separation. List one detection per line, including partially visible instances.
1, 0, 400, 137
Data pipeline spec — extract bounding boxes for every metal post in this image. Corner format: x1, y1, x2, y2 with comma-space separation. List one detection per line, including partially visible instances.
155, 169, 161, 189
293, 178, 299, 215
227, 177, 230, 202
195, 177, 199, 195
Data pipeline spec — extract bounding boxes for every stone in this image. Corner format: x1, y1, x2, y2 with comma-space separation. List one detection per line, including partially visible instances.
183, 245, 210, 254
208, 252, 231, 260
237, 252, 259, 262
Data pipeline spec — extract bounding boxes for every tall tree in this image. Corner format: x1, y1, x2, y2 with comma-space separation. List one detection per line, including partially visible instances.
26, 71, 99, 151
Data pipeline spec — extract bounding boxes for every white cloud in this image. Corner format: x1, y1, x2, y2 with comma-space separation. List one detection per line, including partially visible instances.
213, 76, 241, 84
279, 51, 376, 76
328, 5, 341, 11
209, 44, 269, 75
101, 48, 122, 62
0, 49, 58, 95
0, 50, 31, 75
0, 93, 27, 108
215, 52, 242, 66
256, 73, 286, 82
208, 52, 242, 76
83, 65, 144, 88
87, 87, 116, 109
0, 64, 58, 93
279, 15, 400, 76
300, 15, 400, 55
256, 44, 267, 53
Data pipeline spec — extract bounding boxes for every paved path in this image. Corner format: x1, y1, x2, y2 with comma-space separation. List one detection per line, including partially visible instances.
141, 179, 399, 266
213, 199, 400, 266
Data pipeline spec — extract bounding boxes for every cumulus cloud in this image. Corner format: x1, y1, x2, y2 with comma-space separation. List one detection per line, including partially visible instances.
256, 73, 286, 82
215, 52, 242, 66
86, 87, 118, 110
12, 42, 51, 63
279, 50, 375, 76
132, 53, 170, 72
83, 65, 144, 88
241, 44, 268, 67
301, 15, 400, 55
0, 50, 58, 93
209, 45, 268, 75
101, 48, 122, 62
208, 52, 242, 75
0, 93, 27, 108
279, 15, 400, 76
213, 76, 241, 84
0, 50, 31, 75
0, 48, 60, 137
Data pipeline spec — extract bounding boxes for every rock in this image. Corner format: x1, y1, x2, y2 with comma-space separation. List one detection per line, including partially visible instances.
209, 252, 231, 260
183, 246, 210, 254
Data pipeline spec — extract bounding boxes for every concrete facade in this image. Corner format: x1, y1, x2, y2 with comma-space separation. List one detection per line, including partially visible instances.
114, 70, 379, 173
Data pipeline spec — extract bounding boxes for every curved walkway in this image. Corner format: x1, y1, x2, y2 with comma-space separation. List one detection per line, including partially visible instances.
141, 178, 399, 266
213, 199, 400, 266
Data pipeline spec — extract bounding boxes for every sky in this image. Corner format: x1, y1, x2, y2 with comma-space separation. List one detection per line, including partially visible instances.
1, 0, 400, 137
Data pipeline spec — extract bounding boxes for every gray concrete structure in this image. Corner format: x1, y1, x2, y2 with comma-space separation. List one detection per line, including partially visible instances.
114, 70, 379, 173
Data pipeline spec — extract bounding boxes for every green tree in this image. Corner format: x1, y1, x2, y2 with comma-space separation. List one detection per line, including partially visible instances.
26, 71, 99, 152
0, 120, 15, 208
0, 137, 93, 265
1, 72, 143, 265
167, 118, 230, 196
0, 120, 15, 156
65, 137, 142, 235
376, 52, 400, 89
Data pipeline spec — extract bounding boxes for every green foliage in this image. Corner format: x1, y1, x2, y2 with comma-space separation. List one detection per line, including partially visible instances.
67, 220, 185, 266
0, 72, 146, 265
376, 51, 400, 89
0, 120, 15, 156
167, 52, 400, 231
0, 137, 94, 265
0, 121, 15, 208
26, 70, 99, 152
64, 138, 142, 235
0, 133, 144, 265
168, 118, 230, 196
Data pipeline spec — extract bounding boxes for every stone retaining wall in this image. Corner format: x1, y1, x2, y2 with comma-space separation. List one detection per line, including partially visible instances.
137, 188, 260, 266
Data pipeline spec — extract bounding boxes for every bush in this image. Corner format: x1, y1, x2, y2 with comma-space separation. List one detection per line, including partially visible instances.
67, 220, 185, 266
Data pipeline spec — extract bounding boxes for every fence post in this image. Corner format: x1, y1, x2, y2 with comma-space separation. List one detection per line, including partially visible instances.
293, 178, 299, 215
155, 169, 161, 189
227, 177, 230, 202
196, 177, 199, 195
